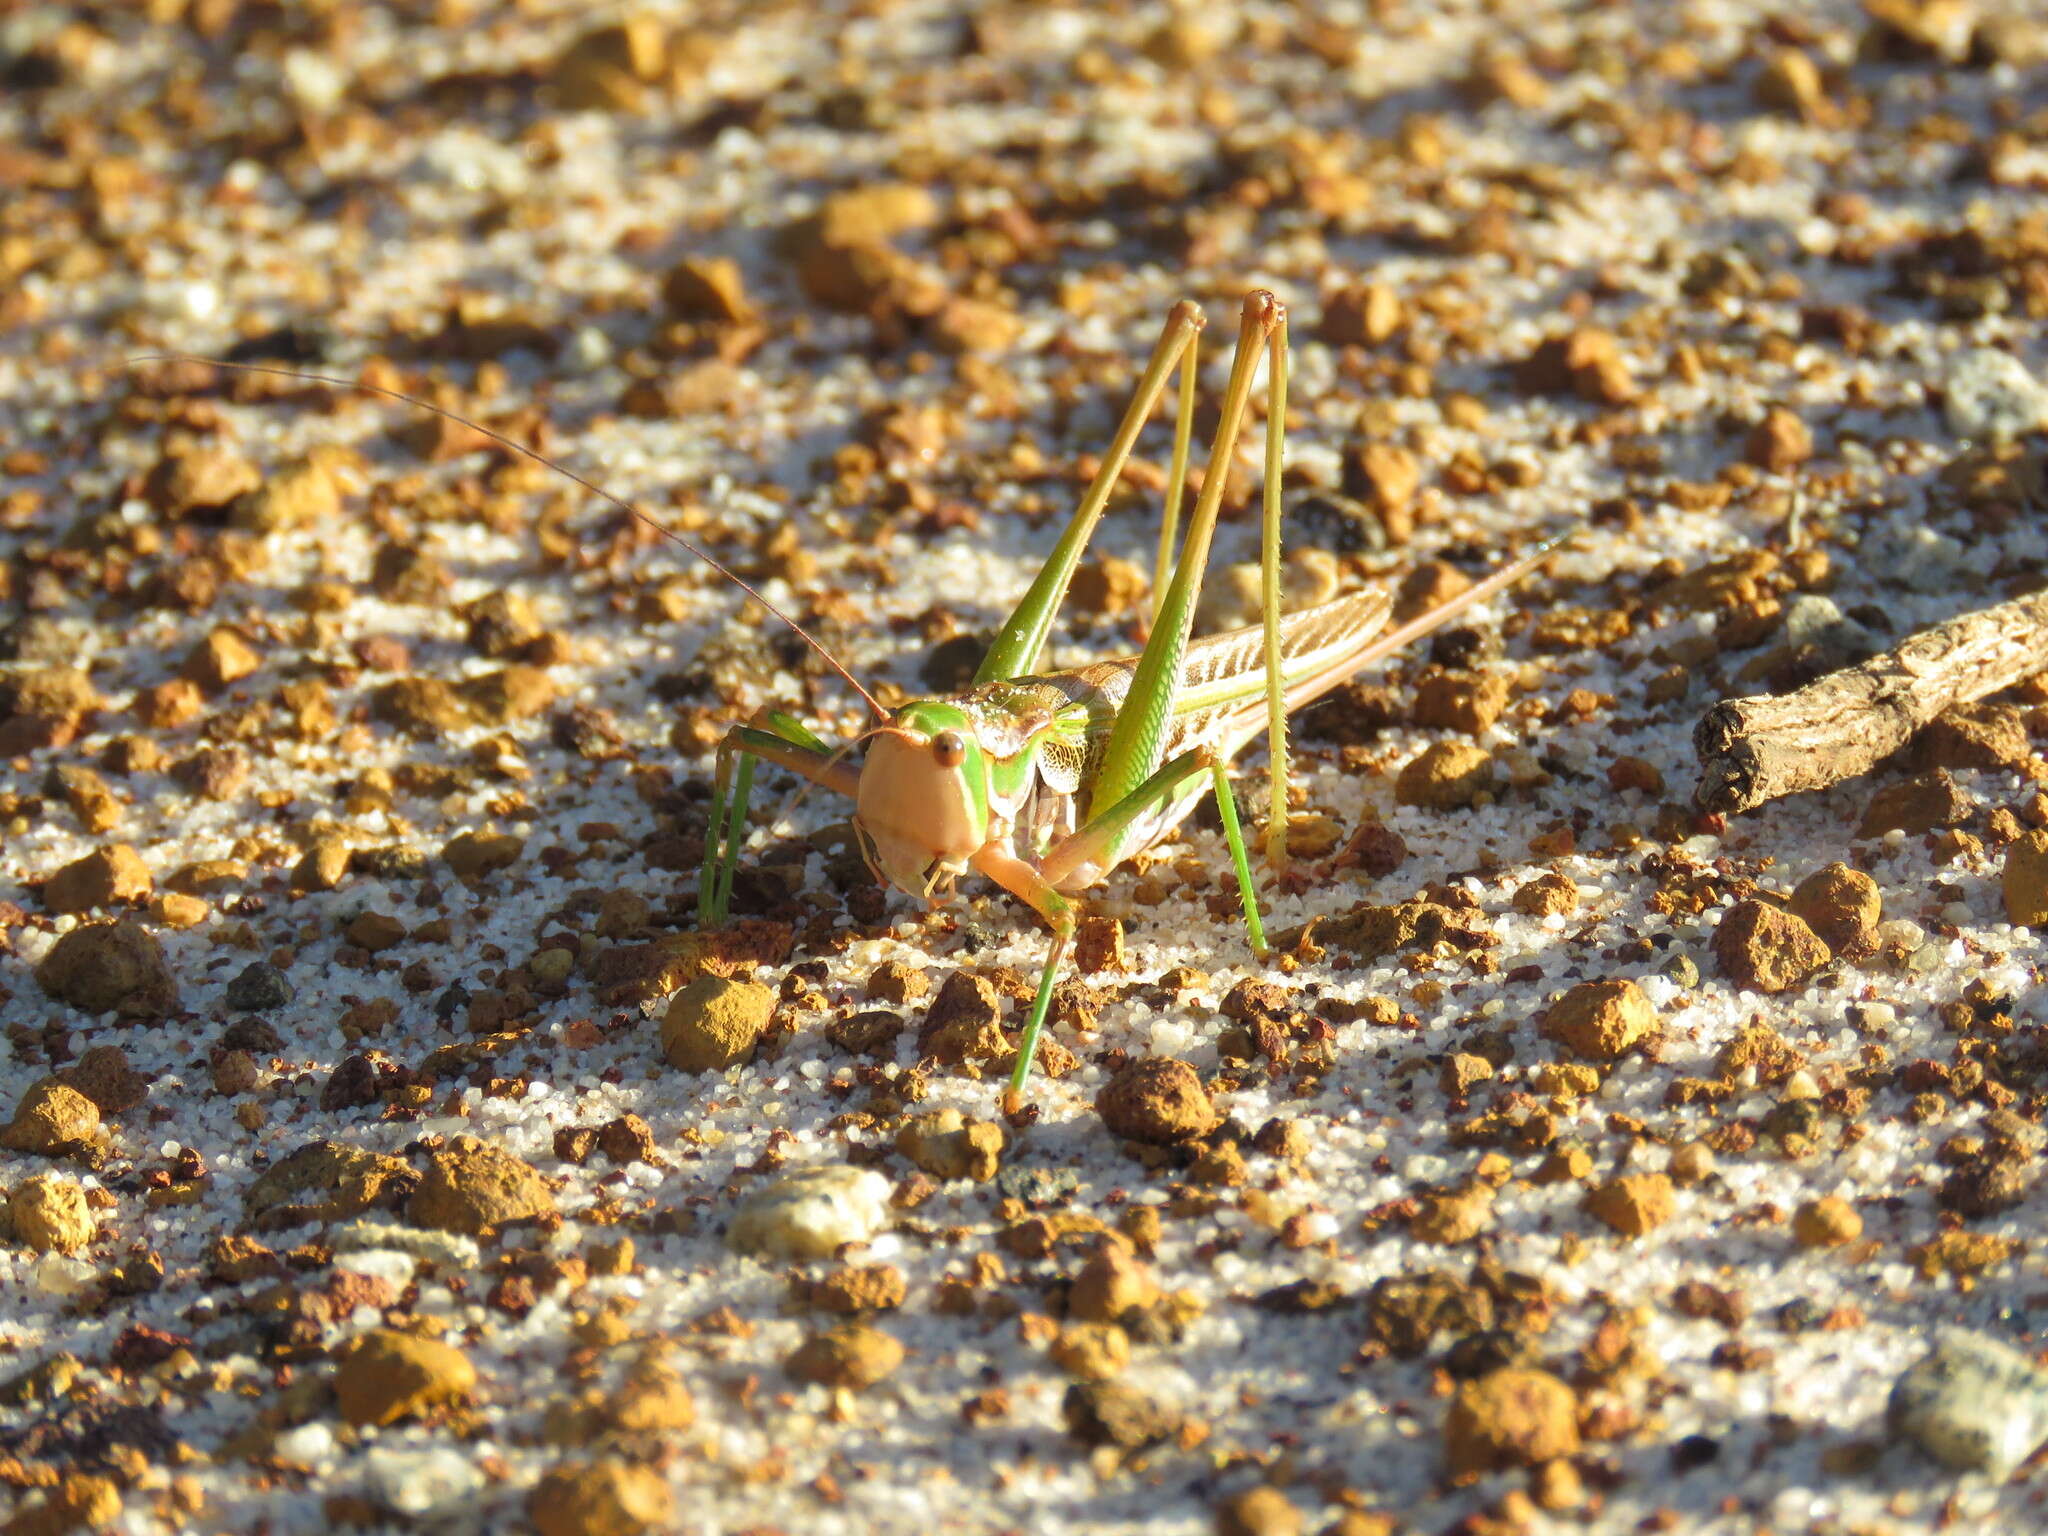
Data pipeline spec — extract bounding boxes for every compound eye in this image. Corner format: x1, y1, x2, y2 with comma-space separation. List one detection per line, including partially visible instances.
931, 730, 966, 768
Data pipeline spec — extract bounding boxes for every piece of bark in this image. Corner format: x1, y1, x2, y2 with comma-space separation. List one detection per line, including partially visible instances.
1695, 586, 2048, 815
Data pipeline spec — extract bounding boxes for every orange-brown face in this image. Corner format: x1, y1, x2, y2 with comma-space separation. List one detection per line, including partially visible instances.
852, 706, 988, 900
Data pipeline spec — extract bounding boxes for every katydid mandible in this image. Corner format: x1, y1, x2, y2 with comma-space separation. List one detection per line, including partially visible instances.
137, 292, 1563, 1110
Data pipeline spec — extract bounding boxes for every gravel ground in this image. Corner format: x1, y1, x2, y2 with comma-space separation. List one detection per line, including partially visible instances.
4, 1, 2048, 1532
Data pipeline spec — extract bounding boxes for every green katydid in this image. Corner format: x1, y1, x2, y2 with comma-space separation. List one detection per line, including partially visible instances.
689, 291, 1564, 1111
140, 293, 1561, 1109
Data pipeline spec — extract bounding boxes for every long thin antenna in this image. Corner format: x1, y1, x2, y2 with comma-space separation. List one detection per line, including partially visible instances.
120, 354, 889, 720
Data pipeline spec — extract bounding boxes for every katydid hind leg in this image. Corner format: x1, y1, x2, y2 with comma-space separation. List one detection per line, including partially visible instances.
1257, 307, 1291, 878
976, 301, 1205, 686
1093, 292, 1287, 817
1150, 324, 1201, 628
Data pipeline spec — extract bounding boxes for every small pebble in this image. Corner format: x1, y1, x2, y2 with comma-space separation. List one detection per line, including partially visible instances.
1944, 348, 2048, 442
785, 1322, 904, 1390
727, 1165, 892, 1260
1544, 979, 1655, 1060
332, 1330, 477, 1427
1443, 1368, 1581, 1474
529, 1459, 674, 1536
1096, 1058, 1217, 1145
1791, 1195, 1862, 1248
661, 976, 774, 1072
10, 1175, 95, 1253
1889, 1329, 2048, 1476
1712, 900, 1829, 993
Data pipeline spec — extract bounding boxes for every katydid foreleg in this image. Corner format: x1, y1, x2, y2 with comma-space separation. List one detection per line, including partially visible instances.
698, 716, 860, 926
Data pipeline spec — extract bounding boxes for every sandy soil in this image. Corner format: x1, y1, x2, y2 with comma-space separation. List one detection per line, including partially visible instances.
3, 0, 2048, 1532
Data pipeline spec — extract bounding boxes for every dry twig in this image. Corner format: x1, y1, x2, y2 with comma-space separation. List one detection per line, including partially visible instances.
1694, 586, 2048, 815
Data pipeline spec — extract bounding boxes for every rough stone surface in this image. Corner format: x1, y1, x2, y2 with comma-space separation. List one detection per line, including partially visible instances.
1443, 1368, 1582, 1473
243, 1140, 417, 1230
33, 921, 179, 1018
2003, 829, 2048, 927
528, 1459, 675, 1536
1544, 979, 1655, 1060
332, 1330, 477, 1427
727, 1166, 892, 1260
896, 1109, 1004, 1182
785, 1323, 905, 1390
1096, 1058, 1217, 1145
1712, 900, 1830, 993
1789, 863, 1882, 957
0, 1079, 101, 1157
1889, 1330, 2048, 1476
42, 845, 151, 914
407, 1137, 558, 1236
661, 976, 774, 1072
10, 1175, 95, 1253
1583, 1174, 1676, 1237
1393, 741, 1497, 810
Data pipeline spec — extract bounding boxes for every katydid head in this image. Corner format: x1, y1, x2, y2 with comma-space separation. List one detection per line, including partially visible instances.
852, 700, 989, 900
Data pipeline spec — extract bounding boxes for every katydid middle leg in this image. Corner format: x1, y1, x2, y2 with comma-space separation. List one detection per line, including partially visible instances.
985, 745, 1261, 1109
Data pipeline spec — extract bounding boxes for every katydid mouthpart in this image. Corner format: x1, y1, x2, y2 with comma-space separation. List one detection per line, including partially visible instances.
135, 291, 1567, 1112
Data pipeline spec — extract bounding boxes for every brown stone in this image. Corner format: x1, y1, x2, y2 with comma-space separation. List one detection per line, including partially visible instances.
64, 1046, 146, 1116
444, 829, 525, 880
1516, 329, 1635, 405
1394, 741, 1496, 809
1756, 47, 1828, 118
34, 921, 178, 1018
528, 1459, 674, 1536
1745, 406, 1813, 472
1544, 979, 1655, 1060
1583, 1173, 1676, 1237
148, 445, 259, 517
1096, 1058, 1217, 1145
1858, 769, 1970, 837
918, 971, 1010, 1065
1, 1079, 100, 1157
1411, 1182, 1495, 1245
1050, 1323, 1129, 1381
661, 256, 752, 322
373, 675, 468, 734
1350, 442, 1420, 519
1792, 1196, 1864, 1248
809, 1264, 907, 1313
183, 627, 262, 690
345, 911, 406, 952
42, 845, 151, 914
1512, 871, 1580, 917
1215, 1487, 1304, 1536
1789, 862, 1882, 957
895, 1108, 1004, 1181
2004, 828, 2048, 926
409, 1135, 557, 1237
243, 1140, 416, 1230
785, 1323, 904, 1390
1713, 899, 1829, 992
661, 976, 774, 1072
1318, 283, 1405, 347
1069, 556, 1148, 620
332, 1330, 476, 1427
1069, 1246, 1160, 1323
232, 457, 341, 534
1413, 672, 1509, 736
9, 1175, 94, 1253
1443, 1368, 1581, 1474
